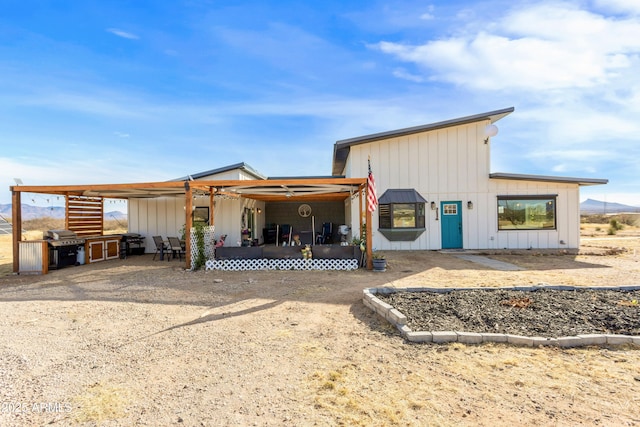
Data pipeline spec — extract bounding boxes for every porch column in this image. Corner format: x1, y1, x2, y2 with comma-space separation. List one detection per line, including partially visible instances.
365, 185, 372, 270
209, 188, 215, 226
11, 189, 21, 273
184, 182, 193, 269
64, 194, 69, 230
359, 186, 364, 241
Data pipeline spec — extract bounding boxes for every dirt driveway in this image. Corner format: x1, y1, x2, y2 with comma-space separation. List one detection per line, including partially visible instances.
1, 236, 640, 426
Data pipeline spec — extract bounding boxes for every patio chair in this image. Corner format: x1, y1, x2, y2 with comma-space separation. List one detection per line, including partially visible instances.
152, 236, 170, 261
315, 222, 333, 244
167, 236, 185, 261
280, 224, 291, 245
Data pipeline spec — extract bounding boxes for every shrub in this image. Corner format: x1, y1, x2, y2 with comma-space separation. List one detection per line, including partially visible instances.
192, 223, 206, 270
609, 219, 624, 231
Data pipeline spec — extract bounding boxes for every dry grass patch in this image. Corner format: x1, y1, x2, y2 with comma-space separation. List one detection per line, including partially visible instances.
73, 382, 133, 423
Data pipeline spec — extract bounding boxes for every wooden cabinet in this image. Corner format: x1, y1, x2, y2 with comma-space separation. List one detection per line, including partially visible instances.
105, 239, 120, 259
86, 237, 121, 263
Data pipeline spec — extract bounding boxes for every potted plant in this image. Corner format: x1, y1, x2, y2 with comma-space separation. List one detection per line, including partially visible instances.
372, 252, 387, 272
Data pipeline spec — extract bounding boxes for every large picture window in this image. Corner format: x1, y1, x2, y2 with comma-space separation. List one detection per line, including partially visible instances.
497, 196, 556, 230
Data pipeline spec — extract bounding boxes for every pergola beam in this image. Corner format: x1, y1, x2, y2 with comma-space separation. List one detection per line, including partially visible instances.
9, 176, 369, 273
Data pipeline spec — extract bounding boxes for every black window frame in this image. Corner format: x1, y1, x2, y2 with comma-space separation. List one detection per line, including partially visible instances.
379, 202, 426, 229
377, 189, 427, 242
497, 195, 557, 231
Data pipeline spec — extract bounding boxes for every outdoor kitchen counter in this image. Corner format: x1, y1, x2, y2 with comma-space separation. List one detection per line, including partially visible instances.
83, 235, 122, 264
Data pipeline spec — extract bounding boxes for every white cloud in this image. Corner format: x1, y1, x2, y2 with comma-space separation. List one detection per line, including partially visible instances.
392, 68, 425, 82
373, 3, 640, 92
107, 28, 139, 40
15, 90, 150, 119
594, 0, 640, 15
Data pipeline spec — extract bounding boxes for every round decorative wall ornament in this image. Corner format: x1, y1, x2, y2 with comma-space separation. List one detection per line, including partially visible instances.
298, 204, 312, 217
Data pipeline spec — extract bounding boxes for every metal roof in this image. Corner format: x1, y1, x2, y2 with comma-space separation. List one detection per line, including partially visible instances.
489, 173, 608, 186
173, 162, 267, 181
378, 189, 428, 204
332, 107, 515, 175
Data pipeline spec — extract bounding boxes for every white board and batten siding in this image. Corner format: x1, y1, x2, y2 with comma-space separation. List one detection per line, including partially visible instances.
128, 196, 185, 252
346, 120, 582, 250
129, 196, 266, 252
129, 165, 267, 252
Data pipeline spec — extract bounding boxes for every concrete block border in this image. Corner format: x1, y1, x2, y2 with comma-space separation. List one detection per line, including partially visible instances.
363, 285, 640, 348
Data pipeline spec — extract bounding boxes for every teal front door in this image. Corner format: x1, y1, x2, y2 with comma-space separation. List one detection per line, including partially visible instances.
441, 201, 462, 249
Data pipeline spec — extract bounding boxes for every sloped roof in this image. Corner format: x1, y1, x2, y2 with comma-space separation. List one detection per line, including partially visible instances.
489, 173, 608, 186
172, 162, 267, 181
332, 107, 515, 175
378, 189, 428, 204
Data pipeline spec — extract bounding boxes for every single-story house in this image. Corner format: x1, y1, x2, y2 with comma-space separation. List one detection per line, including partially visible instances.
9, 106, 607, 274
337, 106, 607, 251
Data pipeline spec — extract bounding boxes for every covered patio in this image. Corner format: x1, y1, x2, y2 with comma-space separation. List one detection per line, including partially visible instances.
10, 176, 375, 274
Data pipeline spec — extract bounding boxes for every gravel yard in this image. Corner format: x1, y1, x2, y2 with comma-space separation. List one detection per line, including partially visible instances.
1, 233, 640, 426
378, 288, 640, 337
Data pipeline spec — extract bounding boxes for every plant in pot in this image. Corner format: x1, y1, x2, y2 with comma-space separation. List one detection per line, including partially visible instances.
372, 251, 387, 272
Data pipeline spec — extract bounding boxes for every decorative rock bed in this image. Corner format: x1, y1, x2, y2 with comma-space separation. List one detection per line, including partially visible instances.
363, 285, 640, 348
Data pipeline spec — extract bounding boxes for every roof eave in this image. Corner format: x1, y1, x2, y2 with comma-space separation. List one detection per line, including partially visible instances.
172, 162, 267, 182
489, 173, 608, 186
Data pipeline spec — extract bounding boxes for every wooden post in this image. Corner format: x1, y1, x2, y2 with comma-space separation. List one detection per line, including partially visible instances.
11, 189, 21, 274
365, 185, 372, 270
185, 183, 193, 269
359, 186, 363, 240
209, 189, 215, 227
42, 241, 49, 275
64, 194, 69, 230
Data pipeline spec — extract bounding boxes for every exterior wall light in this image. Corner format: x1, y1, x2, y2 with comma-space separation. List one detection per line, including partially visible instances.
430, 201, 436, 210
467, 201, 473, 209
483, 124, 498, 144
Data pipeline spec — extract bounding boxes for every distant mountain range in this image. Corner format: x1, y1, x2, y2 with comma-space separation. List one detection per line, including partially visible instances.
580, 199, 640, 214
0, 204, 127, 221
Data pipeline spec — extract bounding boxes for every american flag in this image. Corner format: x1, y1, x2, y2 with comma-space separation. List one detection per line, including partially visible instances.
367, 158, 378, 212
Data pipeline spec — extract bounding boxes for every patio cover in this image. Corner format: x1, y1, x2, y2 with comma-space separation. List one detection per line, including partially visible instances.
10, 176, 372, 272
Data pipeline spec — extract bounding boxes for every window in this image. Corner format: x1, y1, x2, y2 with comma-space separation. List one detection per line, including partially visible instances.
380, 203, 426, 228
443, 204, 458, 215
193, 207, 209, 226
378, 189, 427, 241
497, 196, 556, 230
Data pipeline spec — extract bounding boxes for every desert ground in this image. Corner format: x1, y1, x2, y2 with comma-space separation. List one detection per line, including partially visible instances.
1, 221, 639, 426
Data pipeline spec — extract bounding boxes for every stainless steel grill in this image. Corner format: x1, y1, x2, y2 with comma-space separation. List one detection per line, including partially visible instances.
45, 230, 86, 246
45, 230, 86, 269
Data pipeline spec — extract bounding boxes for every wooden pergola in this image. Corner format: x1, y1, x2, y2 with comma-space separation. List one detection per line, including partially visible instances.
10, 177, 374, 273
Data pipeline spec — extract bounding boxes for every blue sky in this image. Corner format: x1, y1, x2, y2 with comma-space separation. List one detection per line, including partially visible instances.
2, 0, 639, 208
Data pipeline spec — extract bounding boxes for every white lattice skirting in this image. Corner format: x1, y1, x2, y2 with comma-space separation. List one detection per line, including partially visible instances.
205, 258, 359, 271
190, 226, 216, 270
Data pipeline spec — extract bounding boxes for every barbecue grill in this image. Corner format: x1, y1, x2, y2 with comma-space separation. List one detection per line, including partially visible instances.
121, 232, 145, 257
45, 230, 86, 269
